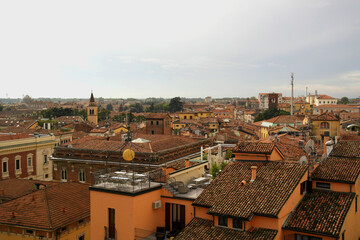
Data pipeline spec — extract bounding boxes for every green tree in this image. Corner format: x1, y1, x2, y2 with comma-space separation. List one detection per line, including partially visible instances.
129, 103, 143, 113
113, 113, 126, 123
202, 153, 208, 160
254, 108, 290, 122
168, 97, 183, 113
98, 109, 111, 121
0, 104, 3, 111
119, 104, 124, 112
22, 95, 32, 103
145, 103, 155, 112
135, 115, 146, 122
210, 162, 220, 179
106, 103, 113, 111
220, 161, 227, 170
339, 97, 349, 104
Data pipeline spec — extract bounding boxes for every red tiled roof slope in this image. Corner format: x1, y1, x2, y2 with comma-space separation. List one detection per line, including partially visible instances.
175, 217, 277, 240
329, 141, 360, 158
0, 182, 89, 230
233, 141, 275, 154
0, 179, 59, 200
284, 190, 355, 237
311, 112, 339, 121
312, 157, 360, 183
193, 162, 307, 219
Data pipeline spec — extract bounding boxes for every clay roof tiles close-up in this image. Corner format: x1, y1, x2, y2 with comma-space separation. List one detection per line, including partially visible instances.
312, 157, 360, 184
175, 218, 278, 240
329, 140, 360, 158
0, 182, 89, 230
193, 161, 308, 220
233, 141, 275, 154
283, 190, 355, 238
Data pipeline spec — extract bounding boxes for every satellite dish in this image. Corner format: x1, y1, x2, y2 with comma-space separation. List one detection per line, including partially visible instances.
269, 136, 274, 141
305, 139, 315, 154
299, 156, 307, 165
67, 144, 73, 148
321, 153, 327, 163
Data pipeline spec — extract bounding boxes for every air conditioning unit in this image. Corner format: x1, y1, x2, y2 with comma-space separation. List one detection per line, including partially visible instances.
152, 200, 162, 209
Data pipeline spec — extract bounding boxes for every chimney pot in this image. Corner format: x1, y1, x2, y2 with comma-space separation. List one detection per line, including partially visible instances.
251, 166, 257, 182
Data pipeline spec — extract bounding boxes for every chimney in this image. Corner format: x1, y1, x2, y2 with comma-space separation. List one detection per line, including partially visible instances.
250, 166, 257, 182
185, 159, 190, 168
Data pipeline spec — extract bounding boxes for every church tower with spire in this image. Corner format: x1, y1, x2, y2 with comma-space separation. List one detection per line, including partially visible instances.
87, 92, 98, 125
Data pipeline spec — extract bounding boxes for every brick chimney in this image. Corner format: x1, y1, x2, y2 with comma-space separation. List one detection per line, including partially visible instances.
251, 166, 257, 182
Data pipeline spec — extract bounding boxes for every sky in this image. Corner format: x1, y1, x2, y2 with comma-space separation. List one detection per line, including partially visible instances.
0, 0, 359, 99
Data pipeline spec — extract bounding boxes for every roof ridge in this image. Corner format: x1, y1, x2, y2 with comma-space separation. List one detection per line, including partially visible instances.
43, 188, 53, 229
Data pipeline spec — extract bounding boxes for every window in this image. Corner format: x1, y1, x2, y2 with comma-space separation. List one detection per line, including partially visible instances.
296, 234, 322, 240
15, 159, 20, 170
25, 229, 34, 234
27, 157, 32, 166
151, 121, 153, 125
2, 161, 7, 173
61, 167, 68, 181
232, 217, 243, 230
342, 231, 345, 240
356, 196, 358, 213
45, 174, 49, 178
151, 130, 155, 135
156, 121, 159, 125
316, 182, 330, 190
108, 208, 115, 239
78, 234, 85, 240
79, 168, 86, 182
320, 122, 329, 129
300, 181, 306, 194
44, 155, 48, 164
218, 216, 228, 227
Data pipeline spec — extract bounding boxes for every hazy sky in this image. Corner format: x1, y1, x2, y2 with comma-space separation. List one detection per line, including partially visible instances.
1, 0, 359, 99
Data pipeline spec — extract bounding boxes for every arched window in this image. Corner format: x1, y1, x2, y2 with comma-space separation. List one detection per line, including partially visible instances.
320, 122, 330, 129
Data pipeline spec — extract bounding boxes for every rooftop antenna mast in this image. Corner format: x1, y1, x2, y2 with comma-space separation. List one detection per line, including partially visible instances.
291, 73, 294, 115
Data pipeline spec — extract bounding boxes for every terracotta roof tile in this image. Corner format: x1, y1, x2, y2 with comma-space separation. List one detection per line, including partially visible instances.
0, 179, 59, 200
175, 218, 278, 240
284, 190, 355, 237
233, 141, 275, 154
329, 140, 360, 158
312, 157, 360, 183
0, 182, 89, 230
193, 162, 307, 219
316, 94, 335, 99
311, 112, 339, 121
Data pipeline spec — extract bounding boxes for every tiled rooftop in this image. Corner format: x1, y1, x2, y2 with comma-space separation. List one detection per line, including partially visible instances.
316, 94, 335, 99
311, 112, 339, 121
329, 140, 360, 158
175, 217, 278, 240
312, 157, 360, 183
284, 190, 355, 237
0, 179, 59, 200
193, 161, 307, 219
68, 133, 201, 153
0, 182, 89, 230
233, 141, 275, 154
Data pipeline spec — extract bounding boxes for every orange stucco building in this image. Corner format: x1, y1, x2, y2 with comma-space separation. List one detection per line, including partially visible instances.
90, 161, 210, 240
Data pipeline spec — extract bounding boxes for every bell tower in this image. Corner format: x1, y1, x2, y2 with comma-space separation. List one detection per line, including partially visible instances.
87, 92, 98, 125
